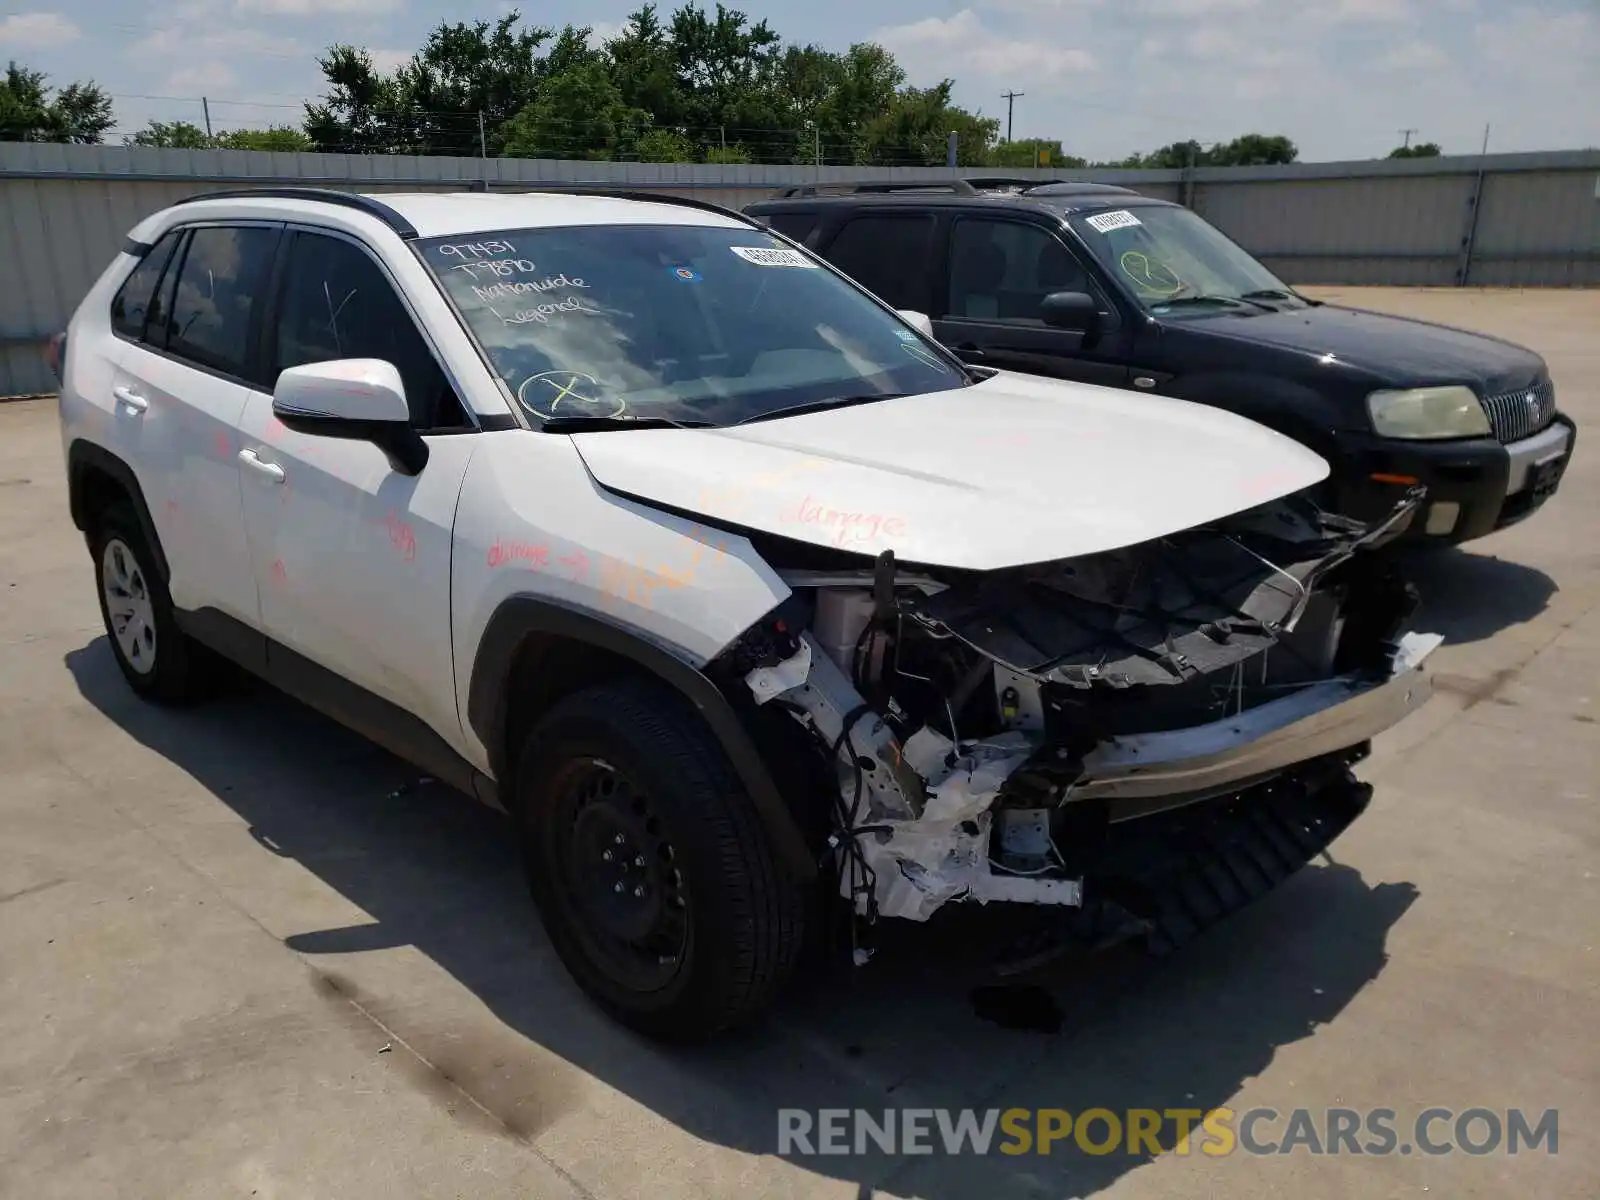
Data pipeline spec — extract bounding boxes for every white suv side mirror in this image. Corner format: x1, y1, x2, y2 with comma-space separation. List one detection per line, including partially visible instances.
272, 358, 428, 475
896, 310, 936, 339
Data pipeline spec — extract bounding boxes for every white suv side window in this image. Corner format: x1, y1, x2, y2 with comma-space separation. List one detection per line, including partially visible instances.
163, 226, 279, 379
110, 231, 183, 342
271, 231, 471, 431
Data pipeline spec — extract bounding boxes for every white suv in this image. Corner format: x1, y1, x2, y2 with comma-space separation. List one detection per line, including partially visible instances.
57, 186, 1440, 1040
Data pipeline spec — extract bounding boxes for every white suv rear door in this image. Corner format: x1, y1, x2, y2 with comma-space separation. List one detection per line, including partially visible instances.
110, 222, 282, 629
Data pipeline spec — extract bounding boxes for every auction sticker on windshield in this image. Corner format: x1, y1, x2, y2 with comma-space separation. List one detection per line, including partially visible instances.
1085, 210, 1143, 234
731, 245, 818, 268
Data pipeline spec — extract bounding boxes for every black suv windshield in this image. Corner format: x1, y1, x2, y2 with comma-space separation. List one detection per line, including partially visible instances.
1066, 205, 1304, 317
418, 222, 967, 426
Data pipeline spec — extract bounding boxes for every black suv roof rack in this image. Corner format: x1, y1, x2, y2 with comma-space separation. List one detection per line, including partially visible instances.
172, 186, 420, 238
1022, 182, 1139, 197
962, 176, 1068, 191
771, 180, 984, 198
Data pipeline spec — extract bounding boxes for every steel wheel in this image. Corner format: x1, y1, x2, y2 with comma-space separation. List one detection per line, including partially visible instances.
547, 756, 691, 995
102, 537, 157, 676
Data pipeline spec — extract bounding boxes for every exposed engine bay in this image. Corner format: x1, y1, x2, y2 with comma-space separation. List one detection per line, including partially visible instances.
713, 487, 1440, 944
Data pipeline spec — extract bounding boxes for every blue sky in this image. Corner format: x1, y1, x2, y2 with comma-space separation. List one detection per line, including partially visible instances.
3, 0, 1596, 161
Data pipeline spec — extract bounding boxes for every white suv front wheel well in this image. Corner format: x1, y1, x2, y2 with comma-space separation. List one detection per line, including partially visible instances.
467, 597, 817, 882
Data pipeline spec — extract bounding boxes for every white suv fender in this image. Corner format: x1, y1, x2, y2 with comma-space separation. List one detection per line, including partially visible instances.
448, 429, 818, 877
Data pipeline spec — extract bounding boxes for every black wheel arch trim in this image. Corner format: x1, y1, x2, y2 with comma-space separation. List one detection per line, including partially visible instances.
67, 440, 172, 584
468, 594, 817, 881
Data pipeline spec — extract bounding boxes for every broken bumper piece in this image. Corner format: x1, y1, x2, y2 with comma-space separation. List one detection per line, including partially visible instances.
1072, 631, 1442, 812
749, 631, 1440, 924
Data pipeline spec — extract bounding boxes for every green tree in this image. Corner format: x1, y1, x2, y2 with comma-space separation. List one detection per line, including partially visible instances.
0, 62, 114, 143
668, 3, 790, 160
215, 126, 314, 152
1103, 134, 1296, 169
857, 81, 998, 167
502, 60, 637, 160
1388, 141, 1442, 158
126, 120, 213, 148
633, 126, 696, 162
306, 13, 555, 155
1209, 133, 1297, 165
303, 46, 413, 153
606, 5, 687, 128
988, 137, 1083, 169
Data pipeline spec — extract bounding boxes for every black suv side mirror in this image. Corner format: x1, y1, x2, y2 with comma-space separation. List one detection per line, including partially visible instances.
1040, 291, 1099, 332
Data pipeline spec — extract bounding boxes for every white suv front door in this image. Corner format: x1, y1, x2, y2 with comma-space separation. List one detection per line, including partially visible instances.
235, 227, 478, 750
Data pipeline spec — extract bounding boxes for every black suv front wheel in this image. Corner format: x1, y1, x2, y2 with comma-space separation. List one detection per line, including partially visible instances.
514, 679, 806, 1041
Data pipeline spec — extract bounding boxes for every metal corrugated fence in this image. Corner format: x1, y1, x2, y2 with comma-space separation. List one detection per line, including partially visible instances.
3, 143, 1597, 396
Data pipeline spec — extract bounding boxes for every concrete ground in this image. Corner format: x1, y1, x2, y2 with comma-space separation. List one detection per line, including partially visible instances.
1, 287, 1595, 1200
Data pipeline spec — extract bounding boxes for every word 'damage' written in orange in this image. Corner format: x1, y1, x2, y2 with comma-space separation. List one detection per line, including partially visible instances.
781, 495, 909, 546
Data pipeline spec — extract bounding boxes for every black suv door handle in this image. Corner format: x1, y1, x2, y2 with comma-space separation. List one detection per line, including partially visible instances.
951, 343, 987, 362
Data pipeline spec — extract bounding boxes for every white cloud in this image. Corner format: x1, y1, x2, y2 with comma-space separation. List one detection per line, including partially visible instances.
982, 0, 1104, 12
1135, 0, 1262, 15
874, 9, 1097, 91
1322, 0, 1412, 22
133, 27, 301, 59
586, 20, 628, 50
0, 11, 81, 49
166, 62, 240, 94
234, 0, 402, 14
367, 48, 414, 73
1375, 41, 1450, 71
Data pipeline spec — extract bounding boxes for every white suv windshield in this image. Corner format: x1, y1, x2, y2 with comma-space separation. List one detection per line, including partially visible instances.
1067, 205, 1303, 317
417, 223, 967, 426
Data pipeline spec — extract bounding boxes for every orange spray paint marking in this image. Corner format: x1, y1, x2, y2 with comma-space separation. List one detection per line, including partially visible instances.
486, 540, 550, 569
382, 511, 417, 562
783, 495, 909, 546
558, 549, 590, 581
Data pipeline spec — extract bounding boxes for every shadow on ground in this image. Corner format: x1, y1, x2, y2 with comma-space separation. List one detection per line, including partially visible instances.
1405, 547, 1557, 645
67, 640, 1418, 1199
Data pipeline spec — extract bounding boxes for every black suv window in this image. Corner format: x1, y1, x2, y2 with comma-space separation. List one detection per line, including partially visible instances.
273, 231, 468, 431
165, 225, 279, 377
759, 211, 820, 245
946, 217, 1103, 324
822, 213, 936, 310
110, 231, 183, 340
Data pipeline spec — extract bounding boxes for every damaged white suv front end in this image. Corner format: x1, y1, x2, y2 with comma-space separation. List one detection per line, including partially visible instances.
733, 497, 1435, 943
571, 374, 1440, 954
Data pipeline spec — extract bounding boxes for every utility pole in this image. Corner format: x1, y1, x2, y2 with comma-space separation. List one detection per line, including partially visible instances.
1398, 127, 1417, 149
1001, 90, 1024, 143
201, 97, 212, 140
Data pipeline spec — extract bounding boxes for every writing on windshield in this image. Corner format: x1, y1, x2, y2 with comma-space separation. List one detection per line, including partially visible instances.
1070, 207, 1300, 315
419, 224, 965, 427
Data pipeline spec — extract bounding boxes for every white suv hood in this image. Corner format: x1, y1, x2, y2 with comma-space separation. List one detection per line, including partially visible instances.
571, 372, 1329, 571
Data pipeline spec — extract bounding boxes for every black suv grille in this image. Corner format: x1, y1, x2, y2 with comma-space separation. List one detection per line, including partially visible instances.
1480, 379, 1557, 444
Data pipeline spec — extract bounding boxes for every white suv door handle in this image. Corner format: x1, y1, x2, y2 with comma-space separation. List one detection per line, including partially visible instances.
112, 385, 148, 413
237, 447, 286, 484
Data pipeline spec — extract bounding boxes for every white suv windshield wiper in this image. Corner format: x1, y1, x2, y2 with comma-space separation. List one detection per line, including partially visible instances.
538, 414, 713, 432
734, 393, 909, 426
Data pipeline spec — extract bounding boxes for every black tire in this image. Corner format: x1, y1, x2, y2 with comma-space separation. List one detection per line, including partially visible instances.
89, 502, 218, 705
514, 679, 806, 1042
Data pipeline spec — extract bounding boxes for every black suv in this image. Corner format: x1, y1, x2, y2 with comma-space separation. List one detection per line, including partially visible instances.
745, 180, 1577, 547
